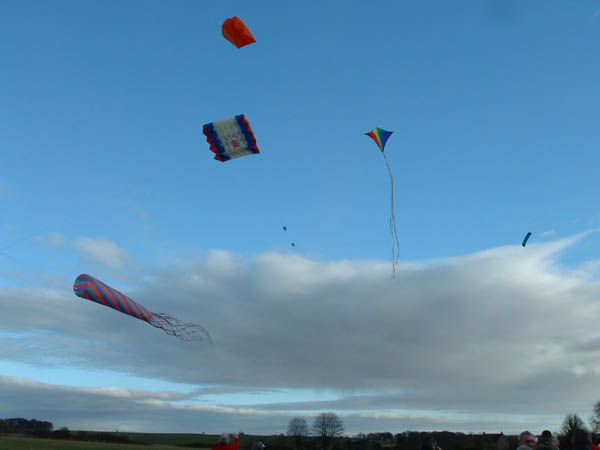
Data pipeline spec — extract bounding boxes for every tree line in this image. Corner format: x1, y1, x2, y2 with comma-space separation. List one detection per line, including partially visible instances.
285, 405, 600, 450
0, 417, 138, 444
3, 401, 600, 450
285, 414, 505, 450
0, 417, 52, 435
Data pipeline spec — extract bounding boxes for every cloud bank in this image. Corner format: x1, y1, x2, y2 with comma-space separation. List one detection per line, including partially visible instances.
2, 235, 600, 433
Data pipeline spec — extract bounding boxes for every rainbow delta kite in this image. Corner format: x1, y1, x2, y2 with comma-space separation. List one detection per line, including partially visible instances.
365, 127, 400, 278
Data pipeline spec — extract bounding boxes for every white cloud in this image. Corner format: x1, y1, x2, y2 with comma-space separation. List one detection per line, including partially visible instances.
0, 375, 564, 434
0, 375, 293, 433
32, 233, 133, 271
1, 234, 600, 433
34, 232, 66, 248
72, 236, 130, 268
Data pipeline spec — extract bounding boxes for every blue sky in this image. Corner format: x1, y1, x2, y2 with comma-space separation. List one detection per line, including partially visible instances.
2, 0, 600, 436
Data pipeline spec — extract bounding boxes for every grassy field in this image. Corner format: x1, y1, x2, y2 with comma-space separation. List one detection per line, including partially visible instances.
120, 432, 277, 448
121, 432, 213, 446
0, 432, 281, 449
0, 435, 211, 449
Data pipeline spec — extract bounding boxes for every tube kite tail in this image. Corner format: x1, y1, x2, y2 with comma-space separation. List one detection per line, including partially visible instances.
365, 127, 400, 278
73, 274, 212, 342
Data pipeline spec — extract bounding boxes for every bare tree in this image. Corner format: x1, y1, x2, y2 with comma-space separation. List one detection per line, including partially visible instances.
561, 413, 587, 444
312, 412, 344, 450
590, 400, 600, 435
288, 417, 309, 450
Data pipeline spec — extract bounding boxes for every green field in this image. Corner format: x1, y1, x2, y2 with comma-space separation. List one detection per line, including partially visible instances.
0, 432, 283, 449
120, 433, 281, 448
0, 435, 211, 450
121, 432, 216, 446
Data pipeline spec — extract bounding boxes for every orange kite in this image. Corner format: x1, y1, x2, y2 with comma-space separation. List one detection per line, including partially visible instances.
222, 17, 256, 49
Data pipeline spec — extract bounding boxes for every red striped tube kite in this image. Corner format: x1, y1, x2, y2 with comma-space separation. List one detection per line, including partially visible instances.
73, 274, 211, 342
365, 127, 400, 278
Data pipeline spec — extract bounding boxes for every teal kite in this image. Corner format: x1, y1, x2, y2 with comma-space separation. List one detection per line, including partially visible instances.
365, 127, 399, 278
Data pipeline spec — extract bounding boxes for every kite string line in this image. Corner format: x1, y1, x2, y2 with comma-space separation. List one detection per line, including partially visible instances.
0, 235, 35, 261
382, 152, 400, 278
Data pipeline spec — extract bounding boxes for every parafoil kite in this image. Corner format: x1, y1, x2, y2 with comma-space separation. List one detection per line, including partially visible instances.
365, 127, 400, 278
73, 274, 211, 342
203, 114, 260, 162
291, 242, 296, 247
522, 232, 532, 247
222, 17, 256, 49
283, 226, 287, 231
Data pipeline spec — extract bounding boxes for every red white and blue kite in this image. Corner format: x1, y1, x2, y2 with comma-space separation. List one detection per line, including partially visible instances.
73, 274, 211, 342
203, 114, 260, 162
365, 127, 400, 278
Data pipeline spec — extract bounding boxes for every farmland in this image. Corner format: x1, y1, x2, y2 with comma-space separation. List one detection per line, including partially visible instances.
0, 434, 205, 450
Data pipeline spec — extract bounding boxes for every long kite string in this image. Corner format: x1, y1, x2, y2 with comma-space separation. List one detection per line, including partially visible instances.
381, 152, 400, 278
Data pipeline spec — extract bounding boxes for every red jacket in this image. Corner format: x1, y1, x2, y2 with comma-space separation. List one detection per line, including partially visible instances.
213, 436, 240, 450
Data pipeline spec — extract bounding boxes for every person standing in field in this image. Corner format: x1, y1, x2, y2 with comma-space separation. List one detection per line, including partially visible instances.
534, 430, 557, 450
572, 429, 592, 450
553, 437, 560, 450
421, 434, 442, 450
213, 433, 240, 450
517, 431, 537, 450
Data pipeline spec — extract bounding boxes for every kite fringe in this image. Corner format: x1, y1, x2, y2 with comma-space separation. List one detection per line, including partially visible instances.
150, 313, 213, 343
382, 152, 400, 278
